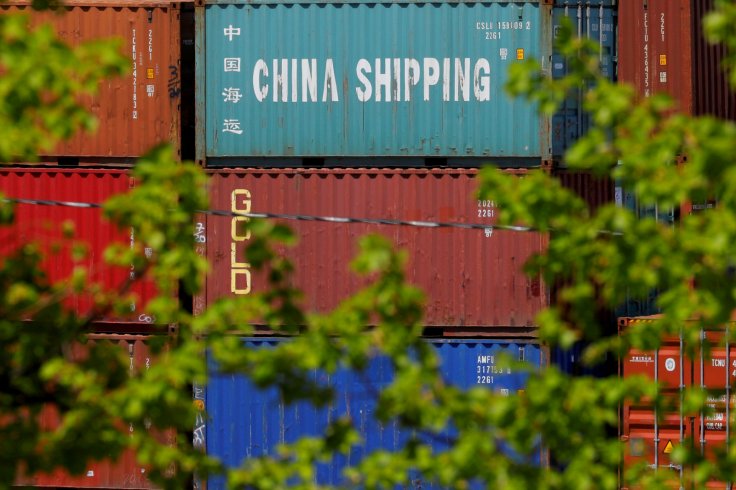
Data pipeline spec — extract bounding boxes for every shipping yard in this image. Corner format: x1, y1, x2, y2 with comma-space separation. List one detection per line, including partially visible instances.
1, 0, 736, 488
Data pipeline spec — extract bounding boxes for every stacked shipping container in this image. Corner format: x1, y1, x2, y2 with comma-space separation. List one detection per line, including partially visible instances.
7, 0, 736, 486
552, 0, 616, 160
617, 0, 736, 317
200, 168, 547, 333
619, 0, 736, 119
193, 0, 622, 484
194, 1, 562, 484
0, 1, 183, 162
196, 1, 553, 166
0, 168, 159, 328
616, 2, 736, 486
204, 338, 546, 489
13, 334, 173, 489
0, 1, 186, 486
620, 317, 734, 489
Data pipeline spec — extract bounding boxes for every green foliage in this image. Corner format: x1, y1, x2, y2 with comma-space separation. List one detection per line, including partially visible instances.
4, 1, 736, 489
477, 4, 736, 488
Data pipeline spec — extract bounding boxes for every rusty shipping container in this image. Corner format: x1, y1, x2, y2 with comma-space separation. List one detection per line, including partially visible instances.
0, 168, 160, 327
200, 168, 548, 333
620, 316, 734, 489
618, 0, 736, 119
14, 334, 173, 489
0, 1, 182, 161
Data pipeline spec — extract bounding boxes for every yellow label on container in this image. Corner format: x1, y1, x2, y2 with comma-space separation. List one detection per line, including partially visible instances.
516, 48, 524, 60
147, 68, 155, 79
659, 54, 667, 66
663, 440, 674, 454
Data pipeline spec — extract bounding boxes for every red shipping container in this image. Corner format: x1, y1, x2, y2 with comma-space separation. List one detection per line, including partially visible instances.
618, 0, 736, 119
0, 168, 159, 326
200, 168, 548, 334
0, 1, 182, 160
14, 334, 173, 489
620, 317, 735, 489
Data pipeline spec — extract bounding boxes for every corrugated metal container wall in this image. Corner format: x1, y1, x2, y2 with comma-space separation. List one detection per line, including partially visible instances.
554, 169, 614, 212
691, 0, 736, 120
618, 0, 736, 119
0, 169, 159, 326
204, 338, 545, 489
550, 170, 616, 376
551, 2, 616, 159
201, 168, 548, 333
613, 180, 674, 318
197, 2, 552, 164
620, 317, 734, 489
618, 0, 693, 112
15, 334, 173, 489
0, 2, 182, 160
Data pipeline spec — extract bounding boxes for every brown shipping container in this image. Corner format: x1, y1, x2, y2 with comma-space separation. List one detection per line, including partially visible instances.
0, 168, 160, 327
554, 170, 615, 213
618, 0, 736, 119
14, 334, 173, 489
0, 1, 182, 160
620, 316, 734, 489
201, 168, 548, 333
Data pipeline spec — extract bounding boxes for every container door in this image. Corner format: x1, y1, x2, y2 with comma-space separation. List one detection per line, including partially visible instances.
551, 3, 616, 159
696, 331, 734, 489
622, 339, 691, 487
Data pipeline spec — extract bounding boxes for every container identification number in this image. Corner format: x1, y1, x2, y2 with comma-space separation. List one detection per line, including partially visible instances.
477, 199, 496, 219
475, 354, 511, 384
476, 20, 532, 41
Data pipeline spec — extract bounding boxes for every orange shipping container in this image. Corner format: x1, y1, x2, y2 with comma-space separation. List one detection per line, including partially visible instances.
0, 1, 183, 161
620, 316, 735, 489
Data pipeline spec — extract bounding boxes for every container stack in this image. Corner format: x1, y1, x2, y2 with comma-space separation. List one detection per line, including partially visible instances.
0, 0, 187, 328
9, 0, 736, 486
617, 0, 736, 317
194, 0, 618, 485
0, 1, 188, 487
618, 2, 736, 486
618, 0, 736, 224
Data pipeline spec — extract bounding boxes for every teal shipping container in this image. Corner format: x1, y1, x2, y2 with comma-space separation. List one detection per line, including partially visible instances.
196, 1, 553, 164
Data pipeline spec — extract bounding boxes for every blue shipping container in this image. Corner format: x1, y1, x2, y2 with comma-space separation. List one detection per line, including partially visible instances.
197, 2, 552, 162
614, 184, 673, 317
553, 0, 615, 6
202, 338, 546, 488
551, 4, 616, 159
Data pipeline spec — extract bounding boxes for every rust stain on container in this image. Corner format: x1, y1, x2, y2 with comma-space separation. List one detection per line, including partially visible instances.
202, 168, 549, 331
620, 316, 734, 488
14, 334, 173, 489
0, 1, 182, 159
0, 168, 159, 326
618, 0, 736, 119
